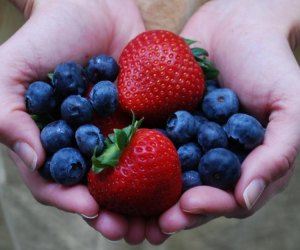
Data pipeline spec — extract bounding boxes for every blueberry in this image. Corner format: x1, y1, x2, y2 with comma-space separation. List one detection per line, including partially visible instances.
198, 148, 241, 190
50, 147, 87, 186
223, 113, 265, 150
202, 88, 239, 123
38, 156, 53, 181
52, 62, 87, 98
177, 143, 202, 171
25, 81, 56, 114
166, 110, 197, 145
197, 121, 228, 152
85, 54, 119, 83
205, 79, 220, 93
193, 112, 208, 128
75, 124, 105, 157
60, 95, 93, 127
89, 81, 118, 116
41, 120, 74, 153
182, 170, 202, 192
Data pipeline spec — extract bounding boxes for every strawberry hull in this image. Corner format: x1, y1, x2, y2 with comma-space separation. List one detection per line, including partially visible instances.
87, 129, 182, 217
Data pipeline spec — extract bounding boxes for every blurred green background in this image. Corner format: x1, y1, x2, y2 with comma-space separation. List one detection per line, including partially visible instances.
1, 1, 300, 249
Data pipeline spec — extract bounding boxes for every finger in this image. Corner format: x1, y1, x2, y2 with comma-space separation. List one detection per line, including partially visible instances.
105, 0, 146, 58
124, 217, 146, 245
179, 171, 292, 221
159, 202, 214, 234
145, 219, 169, 245
87, 210, 128, 241
0, 48, 45, 170
0, 2, 112, 77
2, 0, 145, 78
0, 107, 45, 170
232, 167, 294, 218
235, 104, 300, 210
180, 186, 239, 216
179, 1, 216, 54
10, 150, 100, 217
179, 170, 293, 220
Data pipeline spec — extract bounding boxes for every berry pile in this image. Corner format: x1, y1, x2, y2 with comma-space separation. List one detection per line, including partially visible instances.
25, 30, 265, 216
26, 55, 124, 185
163, 81, 265, 191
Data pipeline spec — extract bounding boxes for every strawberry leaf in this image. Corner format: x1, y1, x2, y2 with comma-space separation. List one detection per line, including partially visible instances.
196, 59, 219, 80
91, 114, 143, 174
184, 38, 197, 46
92, 144, 121, 173
106, 133, 115, 144
193, 51, 219, 80
191, 47, 209, 57
114, 129, 129, 151
183, 36, 220, 80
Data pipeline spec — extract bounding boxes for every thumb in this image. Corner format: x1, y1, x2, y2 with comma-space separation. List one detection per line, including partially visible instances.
0, 33, 46, 170
0, 108, 44, 171
235, 74, 300, 210
0, 71, 45, 170
0, 0, 104, 170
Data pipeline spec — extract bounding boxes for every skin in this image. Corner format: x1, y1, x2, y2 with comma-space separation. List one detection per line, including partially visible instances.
3, 0, 300, 245
160, 0, 300, 236
4, 0, 149, 244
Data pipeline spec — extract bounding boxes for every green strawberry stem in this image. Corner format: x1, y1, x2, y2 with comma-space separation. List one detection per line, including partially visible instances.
184, 38, 219, 80
92, 114, 143, 174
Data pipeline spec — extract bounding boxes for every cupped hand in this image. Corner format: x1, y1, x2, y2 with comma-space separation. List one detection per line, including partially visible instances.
159, 0, 300, 234
1, 0, 148, 243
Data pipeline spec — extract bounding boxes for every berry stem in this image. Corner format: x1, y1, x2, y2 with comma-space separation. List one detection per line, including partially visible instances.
92, 113, 143, 174
184, 38, 219, 80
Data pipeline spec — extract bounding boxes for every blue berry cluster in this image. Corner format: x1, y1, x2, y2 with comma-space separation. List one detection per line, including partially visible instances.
164, 80, 265, 192
25, 55, 120, 186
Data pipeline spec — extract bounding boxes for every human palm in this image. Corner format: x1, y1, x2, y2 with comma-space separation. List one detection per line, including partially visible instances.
1, 0, 145, 243
159, 0, 300, 234
4, 0, 300, 246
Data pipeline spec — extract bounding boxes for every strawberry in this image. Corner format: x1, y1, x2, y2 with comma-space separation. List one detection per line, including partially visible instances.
92, 107, 131, 137
87, 117, 182, 217
117, 30, 217, 125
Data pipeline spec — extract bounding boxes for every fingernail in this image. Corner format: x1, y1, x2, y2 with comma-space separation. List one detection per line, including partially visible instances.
162, 231, 178, 235
13, 142, 37, 171
80, 213, 99, 220
106, 239, 121, 243
243, 179, 266, 210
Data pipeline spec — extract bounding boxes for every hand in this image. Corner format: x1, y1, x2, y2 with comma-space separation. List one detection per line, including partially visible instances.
2, 0, 147, 243
159, 0, 300, 233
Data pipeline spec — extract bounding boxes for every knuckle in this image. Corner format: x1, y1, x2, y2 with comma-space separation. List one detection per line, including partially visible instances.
271, 149, 296, 181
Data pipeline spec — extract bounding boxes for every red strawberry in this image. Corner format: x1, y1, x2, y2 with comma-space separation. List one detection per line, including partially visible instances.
92, 107, 131, 137
87, 118, 182, 217
117, 30, 206, 125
